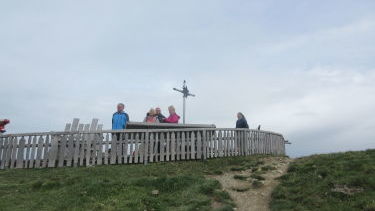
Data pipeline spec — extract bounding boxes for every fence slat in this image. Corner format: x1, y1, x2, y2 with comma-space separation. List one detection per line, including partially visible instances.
149, 133, 154, 163
16, 137, 25, 168
110, 134, 117, 165
35, 136, 44, 168
154, 133, 159, 162
166, 132, 170, 161
190, 132, 195, 159
139, 132, 144, 163
104, 133, 109, 165
71, 118, 80, 132
97, 134, 104, 165
171, 132, 176, 161
129, 133, 134, 164
181, 132, 186, 160
66, 135, 74, 167
48, 135, 59, 167
160, 133, 165, 162
0, 138, 4, 169
29, 136, 37, 168
117, 133, 123, 164
58, 136, 67, 167
197, 131, 202, 159
42, 135, 50, 168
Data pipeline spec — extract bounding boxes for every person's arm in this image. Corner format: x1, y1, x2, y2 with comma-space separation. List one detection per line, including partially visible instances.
112, 114, 115, 129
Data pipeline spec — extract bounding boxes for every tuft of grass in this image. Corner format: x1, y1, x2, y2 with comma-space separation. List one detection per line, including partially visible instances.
261, 165, 276, 171
232, 186, 250, 192
271, 149, 375, 211
233, 175, 248, 181
252, 180, 264, 188
250, 174, 265, 181
230, 166, 246, 171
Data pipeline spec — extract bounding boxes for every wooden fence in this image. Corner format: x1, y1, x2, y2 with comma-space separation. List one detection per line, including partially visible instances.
0, 128, 286, 170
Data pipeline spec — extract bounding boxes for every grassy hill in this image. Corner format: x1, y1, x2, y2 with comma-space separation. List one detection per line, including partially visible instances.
271, 149, 375, 211
0, 155, 274, 211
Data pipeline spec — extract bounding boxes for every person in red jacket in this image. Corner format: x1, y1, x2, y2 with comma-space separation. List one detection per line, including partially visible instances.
163, 106, 180, 123
0, 119, 10, 133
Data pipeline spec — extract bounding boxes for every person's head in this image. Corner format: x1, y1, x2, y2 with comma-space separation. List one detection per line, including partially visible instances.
168, 105, 176, 115
148, 108, 156, 116
237, 112, 245, 120
117, 103, 125, 112
155, 107, 161, 114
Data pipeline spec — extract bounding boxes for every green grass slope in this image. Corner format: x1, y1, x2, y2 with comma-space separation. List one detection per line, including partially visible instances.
271, 149, 375, 211
0, 156, 270, 211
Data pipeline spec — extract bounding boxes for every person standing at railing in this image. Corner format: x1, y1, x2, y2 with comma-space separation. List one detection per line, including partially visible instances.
155, 107, 166, 123
236, 112, 249, 128
0, 119, 10, 133
163, 105, 180, 123
143, 108, 159, 123
112, 103, 129, 130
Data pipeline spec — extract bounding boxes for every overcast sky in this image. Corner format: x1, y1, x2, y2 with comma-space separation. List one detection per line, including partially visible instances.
1, 1, 374, 157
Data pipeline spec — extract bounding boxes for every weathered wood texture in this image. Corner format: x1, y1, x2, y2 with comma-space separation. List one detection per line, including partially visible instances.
0, 119, 286, 170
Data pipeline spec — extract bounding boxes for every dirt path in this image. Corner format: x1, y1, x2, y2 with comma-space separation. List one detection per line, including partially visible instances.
210, 157, 292, 211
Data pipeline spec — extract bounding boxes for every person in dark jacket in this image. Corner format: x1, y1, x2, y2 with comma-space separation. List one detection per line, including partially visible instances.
155, 107, 166, 123
112, 103, 129, 130
236, 112, 249, 128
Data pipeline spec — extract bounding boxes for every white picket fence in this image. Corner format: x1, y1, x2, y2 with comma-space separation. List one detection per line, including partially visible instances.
0, 127, 286, 170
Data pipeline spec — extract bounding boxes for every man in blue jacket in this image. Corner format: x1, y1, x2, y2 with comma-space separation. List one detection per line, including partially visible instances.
112, 103, 129, 130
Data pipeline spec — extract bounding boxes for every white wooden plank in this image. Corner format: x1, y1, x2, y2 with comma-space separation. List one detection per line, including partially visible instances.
197, 131, 202, 159
202, 130, 208, 160
110, 134, 117, 164
71, 118, 80, 132
35, 136, 44, 168
64, 123, 72, 132
218, 131, 223, 157
188, 132, 192, 160
123, 133, 129, 164
66, 134, 74, 167
73, 126, 84, 167
4, 137, 12, 168
42, 135, 50, 168
86, 134, 93, 167
154, 133, 159, 162
176, 132, 180, 161
10, 137, 18, 169
16, 137, 26, 169
166, 132, 170, 161
149, 133, 154, 163
0, 137, 4, 169
139, 132, 144, 163
181, 132, 185, 160
129, 133, 134, 164
160, 133, 165, 162
29, 136, 37, 168
144, 132, 148, 164
171, 132, 176, 161
48, 135, 59, 167
58, 135, 67, 167
97, 134, 104, 165
104, 133, 109, 165
78, 124, 84, 131
134, 133, 139, 164
89, 119, 99, 132
25, 136, 32, 168
117, 133, 123, 164
190, 132, 195, 159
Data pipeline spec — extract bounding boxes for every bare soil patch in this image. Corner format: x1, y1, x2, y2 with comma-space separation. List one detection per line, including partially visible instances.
210, 157, 292, 211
